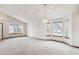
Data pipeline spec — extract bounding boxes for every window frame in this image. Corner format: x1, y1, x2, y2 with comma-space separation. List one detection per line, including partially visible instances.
9, 24, 23, 35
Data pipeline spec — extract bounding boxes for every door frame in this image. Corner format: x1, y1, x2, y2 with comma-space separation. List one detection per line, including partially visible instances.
0, 23, 3, 40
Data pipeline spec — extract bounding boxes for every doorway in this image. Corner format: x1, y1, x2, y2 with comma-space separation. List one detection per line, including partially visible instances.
0, 23, 3, 40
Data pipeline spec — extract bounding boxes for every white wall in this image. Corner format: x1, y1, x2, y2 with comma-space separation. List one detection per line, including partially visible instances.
72, 12, 79, 46
27, 21, 45, 39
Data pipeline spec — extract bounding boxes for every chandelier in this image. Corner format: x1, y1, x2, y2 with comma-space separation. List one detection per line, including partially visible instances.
43, 4, 48, 23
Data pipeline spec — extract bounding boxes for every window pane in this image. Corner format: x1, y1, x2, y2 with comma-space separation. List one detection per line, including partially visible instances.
53, 21, 62, 36
9, 25, 15, 33
9, 24, 23, 33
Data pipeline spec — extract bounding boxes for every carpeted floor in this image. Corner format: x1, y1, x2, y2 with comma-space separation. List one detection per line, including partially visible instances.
0, 37, 79, 55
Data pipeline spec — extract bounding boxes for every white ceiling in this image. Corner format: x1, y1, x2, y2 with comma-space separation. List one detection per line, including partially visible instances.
0, 4, 78, 23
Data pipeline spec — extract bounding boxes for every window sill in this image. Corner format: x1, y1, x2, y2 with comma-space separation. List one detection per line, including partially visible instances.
9, 33, 22, 35
53, 35, 63, 37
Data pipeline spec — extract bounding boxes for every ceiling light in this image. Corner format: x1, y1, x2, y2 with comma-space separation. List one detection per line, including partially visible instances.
43, 4, 48, 23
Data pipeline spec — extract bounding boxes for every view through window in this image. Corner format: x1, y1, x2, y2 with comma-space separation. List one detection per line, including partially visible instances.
53, 21, 63, 36
9, 24, 23, 34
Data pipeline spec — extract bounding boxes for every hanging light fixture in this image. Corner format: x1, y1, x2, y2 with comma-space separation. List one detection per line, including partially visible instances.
43, 4, 48, 23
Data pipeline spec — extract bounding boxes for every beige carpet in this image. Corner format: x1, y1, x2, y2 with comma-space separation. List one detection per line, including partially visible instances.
0, 37, 79, 55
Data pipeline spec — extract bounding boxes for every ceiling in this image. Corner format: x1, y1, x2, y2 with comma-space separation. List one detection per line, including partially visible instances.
0, 4, 78, 23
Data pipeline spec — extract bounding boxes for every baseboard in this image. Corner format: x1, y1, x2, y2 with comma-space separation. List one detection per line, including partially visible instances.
3, 35, 27, 39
